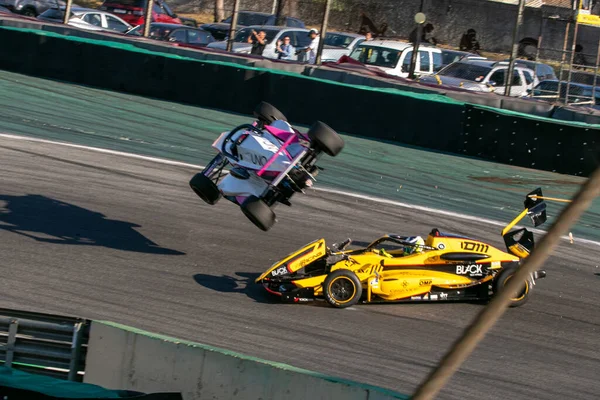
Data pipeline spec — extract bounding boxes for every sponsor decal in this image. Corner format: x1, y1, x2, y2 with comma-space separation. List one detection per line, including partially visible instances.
411, 296, 421, 300
437, 243, 445, 249
419, 279, 432, 286
456, 264, 483, 276
423, 293, 429, 300
431, 294, 438, 300
297, 252, 322, 268
271, 266, 288, 276
461, 241, 489, 253
440, 292, 448, 300
241, 152, 268, 166
402, 280, 409, 288
491, 261, 501, 268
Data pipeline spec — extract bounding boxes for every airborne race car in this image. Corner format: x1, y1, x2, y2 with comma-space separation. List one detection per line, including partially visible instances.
189, 102, 344, 231
256, 189, 551, 308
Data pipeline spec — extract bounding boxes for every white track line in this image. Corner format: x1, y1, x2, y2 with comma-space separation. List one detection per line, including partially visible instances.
2, 132, 599, 248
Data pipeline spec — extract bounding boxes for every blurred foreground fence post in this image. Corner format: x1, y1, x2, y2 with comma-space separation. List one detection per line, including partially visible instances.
142, 0, 154, 37
506, 0, 526, 96
315, 0, 332, 65
62, 0, 73, 24
226, 0, 241, 52
411, 165, 600, 400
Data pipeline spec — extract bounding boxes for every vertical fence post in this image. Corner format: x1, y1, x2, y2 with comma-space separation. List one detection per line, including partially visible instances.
62, 0, 73, 24
410, 165, 600, 400
506, 0, 527, 96
143, 0, 154, 37
226, 0, 241, 52
315, 0, 332, 65
68, 322, 84, 381
5, 319, 18, 368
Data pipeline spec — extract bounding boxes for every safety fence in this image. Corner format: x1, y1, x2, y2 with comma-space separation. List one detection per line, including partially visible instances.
0, 308, 90, 382
0, 22, 598, 177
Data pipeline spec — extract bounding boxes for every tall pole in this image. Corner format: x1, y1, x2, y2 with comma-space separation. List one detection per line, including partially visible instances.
142, 0, 154, 37
62, 0, 73, 24
411, 165, 600, 400
315, 0, 332, 65
409, 13, 426, 80
566, 6, 581, 106
226, 0, 241, 52
275, 0, 284, 26
506, 0, 526, 96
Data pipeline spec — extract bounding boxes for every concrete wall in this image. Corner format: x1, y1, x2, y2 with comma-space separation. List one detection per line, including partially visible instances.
84, 321, 409, 400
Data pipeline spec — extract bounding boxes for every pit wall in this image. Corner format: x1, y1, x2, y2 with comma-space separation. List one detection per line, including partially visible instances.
83, 321, 409, 400
0, 23, 598, 176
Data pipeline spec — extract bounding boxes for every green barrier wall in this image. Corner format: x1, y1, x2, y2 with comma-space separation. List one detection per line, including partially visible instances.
0, 25, 598, 176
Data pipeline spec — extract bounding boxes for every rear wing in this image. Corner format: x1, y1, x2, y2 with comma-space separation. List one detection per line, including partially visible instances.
502, 188, 548, 258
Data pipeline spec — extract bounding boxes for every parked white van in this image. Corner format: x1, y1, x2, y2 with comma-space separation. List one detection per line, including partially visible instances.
348, 40, 443, 78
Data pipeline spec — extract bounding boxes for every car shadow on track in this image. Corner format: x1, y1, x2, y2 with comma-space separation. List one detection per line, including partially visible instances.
193, 272, 274, 304
0, 194, 185, 255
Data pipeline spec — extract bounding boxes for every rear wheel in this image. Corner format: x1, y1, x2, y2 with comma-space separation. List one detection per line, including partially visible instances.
241, 195, 276, 231
308, 121, 344, 157
254, 102, 287, 125
493, 266, 530, 307
323, 269, 362, 308
189, 173, 221, 205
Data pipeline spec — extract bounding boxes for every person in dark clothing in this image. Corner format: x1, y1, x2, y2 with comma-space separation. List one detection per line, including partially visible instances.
459, 28, 481, 53
358, 11, 388, 37
409, 23, 436, 45
248, 30, 267, 55
574, 44, 588, 69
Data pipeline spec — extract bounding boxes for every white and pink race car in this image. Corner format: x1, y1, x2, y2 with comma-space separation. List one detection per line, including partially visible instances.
189, 102, 345, 231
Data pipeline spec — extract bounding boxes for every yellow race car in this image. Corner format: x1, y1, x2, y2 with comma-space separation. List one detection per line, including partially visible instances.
256, 188, 550, 308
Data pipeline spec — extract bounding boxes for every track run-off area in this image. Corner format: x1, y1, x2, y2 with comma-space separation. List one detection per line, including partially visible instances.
1, 69, 599, 400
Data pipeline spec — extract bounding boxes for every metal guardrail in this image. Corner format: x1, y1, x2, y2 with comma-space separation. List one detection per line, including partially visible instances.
0, 308, 90, 381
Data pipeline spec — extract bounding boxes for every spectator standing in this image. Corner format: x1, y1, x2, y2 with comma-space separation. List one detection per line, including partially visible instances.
459, 28, 481, 53
248, 30, 267, 55
276, 36, 295, 60
301, 28, 320, 64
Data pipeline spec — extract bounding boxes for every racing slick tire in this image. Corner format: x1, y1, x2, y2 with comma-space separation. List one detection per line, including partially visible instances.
307, 121, 344, 157
189, 173, 222, 205
493, 266, 531, 307
254, 102, 287, 125
241, 196, 276, 231
323, 269, 362, 308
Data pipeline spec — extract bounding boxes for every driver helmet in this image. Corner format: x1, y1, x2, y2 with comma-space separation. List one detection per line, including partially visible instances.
404, 236, 425, 255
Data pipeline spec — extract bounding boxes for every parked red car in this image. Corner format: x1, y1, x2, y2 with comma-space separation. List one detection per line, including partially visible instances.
99, 0, 180, 26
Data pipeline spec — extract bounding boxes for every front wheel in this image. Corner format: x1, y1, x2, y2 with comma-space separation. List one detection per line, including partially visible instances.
323, 269, 362, 308
493, 266, 531, 307
241, 196, 276, 231
189, 173, 221, 205
308, 121, 344, 157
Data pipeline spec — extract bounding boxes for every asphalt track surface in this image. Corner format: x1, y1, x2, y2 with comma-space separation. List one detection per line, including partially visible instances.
2, 136, 600, 400
1, 70, 600, 399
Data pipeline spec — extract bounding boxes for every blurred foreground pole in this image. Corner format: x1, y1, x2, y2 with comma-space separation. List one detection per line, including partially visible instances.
142, 0, 154, 37
274, 0, 284, 25
408, 13, 426, 79
315, 0, 332, 65
411, 165, 600, 400
226, 0, 241, 52
506, 0, 526, 96
62, 0, 73, 24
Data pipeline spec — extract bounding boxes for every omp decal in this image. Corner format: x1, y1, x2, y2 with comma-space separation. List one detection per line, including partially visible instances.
419, 279, 432, 286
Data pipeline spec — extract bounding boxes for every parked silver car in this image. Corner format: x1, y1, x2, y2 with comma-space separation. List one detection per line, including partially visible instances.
37, 6, 132, 33
418, 59, 538, 96
318, 32, 366, 62
207, 25, 310, 60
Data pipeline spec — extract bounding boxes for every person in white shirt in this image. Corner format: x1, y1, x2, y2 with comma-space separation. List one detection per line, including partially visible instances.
302, 28, 320, 64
